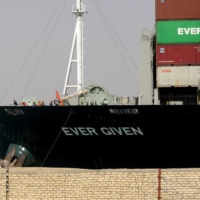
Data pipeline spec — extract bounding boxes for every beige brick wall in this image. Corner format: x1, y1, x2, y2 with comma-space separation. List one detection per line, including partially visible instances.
162, 169, 200, 200
0, 168, 7, 199
0, 168, 200, 199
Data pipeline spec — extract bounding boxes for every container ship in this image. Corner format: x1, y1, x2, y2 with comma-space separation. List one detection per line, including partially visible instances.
1, 0, 200, 168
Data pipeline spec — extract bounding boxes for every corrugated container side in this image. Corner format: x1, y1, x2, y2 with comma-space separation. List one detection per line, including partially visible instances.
156, 44, 200, 66
156, 20, 200, 44
157, 66, 200, 87
156, 0, 200, 21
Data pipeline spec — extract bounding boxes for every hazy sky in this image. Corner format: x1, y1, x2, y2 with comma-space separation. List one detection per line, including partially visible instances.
0, 0, 155, 105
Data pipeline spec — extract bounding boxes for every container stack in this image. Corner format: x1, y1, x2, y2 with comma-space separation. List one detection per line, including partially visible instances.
156, 0, 200, 87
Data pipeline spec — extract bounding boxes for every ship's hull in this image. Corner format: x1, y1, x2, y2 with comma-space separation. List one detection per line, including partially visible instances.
0, 105, 200, 168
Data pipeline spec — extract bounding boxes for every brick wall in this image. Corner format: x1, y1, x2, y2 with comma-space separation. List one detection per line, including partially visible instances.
162, 169, 200, 200
0, 168, 200, 199
0, 168, 6, 199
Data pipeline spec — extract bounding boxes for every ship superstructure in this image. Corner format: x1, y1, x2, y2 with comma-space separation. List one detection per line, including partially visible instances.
139, 0, 200, 106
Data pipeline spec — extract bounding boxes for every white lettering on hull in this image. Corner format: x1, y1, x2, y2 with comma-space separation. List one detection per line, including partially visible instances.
109, 109, 138, 114
62, 127, 144, 136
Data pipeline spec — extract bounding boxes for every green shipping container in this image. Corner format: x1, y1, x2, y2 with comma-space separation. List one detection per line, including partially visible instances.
156, 20, 200, 44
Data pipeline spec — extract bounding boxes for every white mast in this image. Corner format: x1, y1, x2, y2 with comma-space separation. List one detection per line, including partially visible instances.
63, 0, 86, 95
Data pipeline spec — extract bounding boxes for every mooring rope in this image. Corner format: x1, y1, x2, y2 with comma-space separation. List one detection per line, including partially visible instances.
40, 112, 72, 167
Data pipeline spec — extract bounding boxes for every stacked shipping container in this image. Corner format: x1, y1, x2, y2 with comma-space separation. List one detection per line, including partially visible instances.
156, 0, 200, 87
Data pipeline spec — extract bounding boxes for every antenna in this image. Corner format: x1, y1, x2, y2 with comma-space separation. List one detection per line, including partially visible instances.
63, 0, 86, 95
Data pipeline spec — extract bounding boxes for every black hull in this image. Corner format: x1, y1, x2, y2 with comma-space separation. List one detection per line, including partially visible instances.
0, 105, 200, 168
